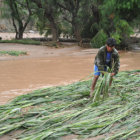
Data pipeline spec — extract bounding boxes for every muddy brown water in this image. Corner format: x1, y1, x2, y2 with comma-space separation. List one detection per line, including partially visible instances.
0, 43, 140, 105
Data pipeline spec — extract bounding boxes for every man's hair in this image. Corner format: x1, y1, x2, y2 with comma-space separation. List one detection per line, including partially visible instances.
106, 38, 116, 47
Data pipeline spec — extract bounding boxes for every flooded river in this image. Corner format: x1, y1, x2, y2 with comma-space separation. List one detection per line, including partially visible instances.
0, 43, 140, 105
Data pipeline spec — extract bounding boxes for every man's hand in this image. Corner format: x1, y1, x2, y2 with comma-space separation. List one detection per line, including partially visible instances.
111, 73, 115, 76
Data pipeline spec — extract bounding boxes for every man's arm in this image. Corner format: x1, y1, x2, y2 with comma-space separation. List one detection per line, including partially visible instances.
96, 49, 105, 72
113, 53, 120, 74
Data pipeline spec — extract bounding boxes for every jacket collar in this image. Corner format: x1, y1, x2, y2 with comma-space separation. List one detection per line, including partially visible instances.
105, 45, 115, 53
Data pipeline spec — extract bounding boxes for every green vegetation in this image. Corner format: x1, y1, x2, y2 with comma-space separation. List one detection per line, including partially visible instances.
1, 0, 139, 48
0, 70, 139, 139
92, 71, 111, 102
0, 39, 41, 45
2, 0, 33, 39
0, 50, 27, 56
90, 30, 108, 48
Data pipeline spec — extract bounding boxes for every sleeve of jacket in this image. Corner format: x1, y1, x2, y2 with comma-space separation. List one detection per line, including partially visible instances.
96, 49, 105, 72
113, 53, 120, 74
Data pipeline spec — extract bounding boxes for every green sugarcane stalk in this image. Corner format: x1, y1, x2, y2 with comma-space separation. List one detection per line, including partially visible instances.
0, 71, 139, 139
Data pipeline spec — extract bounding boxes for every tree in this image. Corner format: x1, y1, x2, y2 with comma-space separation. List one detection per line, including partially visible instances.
116, 0, 140, 32
90, 0, 137, 49
32, 0, 60, 41
57, 0, 84, 43
2, 0, 139, 48
5, 0, 33, 39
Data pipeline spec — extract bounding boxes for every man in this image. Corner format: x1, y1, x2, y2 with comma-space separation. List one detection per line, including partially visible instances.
90, 38, 120, 98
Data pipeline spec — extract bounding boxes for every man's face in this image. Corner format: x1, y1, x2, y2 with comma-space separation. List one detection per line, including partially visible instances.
106, 45, 114, 52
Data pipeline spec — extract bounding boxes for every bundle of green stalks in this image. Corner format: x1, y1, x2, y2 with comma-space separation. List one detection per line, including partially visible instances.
92, 70, 111, 103
0, 70, 140, 140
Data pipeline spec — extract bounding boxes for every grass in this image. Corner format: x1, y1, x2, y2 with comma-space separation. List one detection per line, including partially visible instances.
0, 39, 41, 45
0, 70, 139, 140
0, 50, 27, 56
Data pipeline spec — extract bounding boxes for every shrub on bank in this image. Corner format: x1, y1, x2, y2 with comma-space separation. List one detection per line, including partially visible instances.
0, 50, 27, 56
90, 30, 108, 48
0, 39, 41, 45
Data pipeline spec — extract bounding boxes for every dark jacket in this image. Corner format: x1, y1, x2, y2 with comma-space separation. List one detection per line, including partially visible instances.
94, 46, 120, 74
